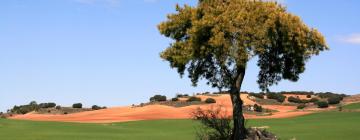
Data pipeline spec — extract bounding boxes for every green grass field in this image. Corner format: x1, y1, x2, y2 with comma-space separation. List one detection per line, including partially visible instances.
343, 102, 360, 110
1, 111, 359, 140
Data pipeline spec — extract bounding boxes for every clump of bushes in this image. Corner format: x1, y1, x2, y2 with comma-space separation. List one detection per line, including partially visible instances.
150, 95, 167, 102
9, 101, 40, 114
39, 102, 56, 108
287, 96, 302, 103
92, 105, 102, 110
205, 98, 216, 104
253, 104, 263, 112
309, 98, 319, 103
317, 101, 329, 108
327, 96, 341, 105
297, 104, 306, 109
249, 93, 264, 99
306, 95, 312, 98
72, 103, 83, 109
187, 96, 201, 102
55, 105, 61, 110
176, 94, 189, 98
171, 98, 179, 101
266, 93, 286, 103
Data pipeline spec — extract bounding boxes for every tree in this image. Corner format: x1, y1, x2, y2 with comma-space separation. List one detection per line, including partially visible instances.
158, 0, 327, 139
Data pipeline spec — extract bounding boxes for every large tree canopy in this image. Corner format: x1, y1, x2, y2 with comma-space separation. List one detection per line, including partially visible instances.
158, 0, 328, 91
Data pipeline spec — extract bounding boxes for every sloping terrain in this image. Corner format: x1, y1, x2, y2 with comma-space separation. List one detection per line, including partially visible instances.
11, 94, 312, 123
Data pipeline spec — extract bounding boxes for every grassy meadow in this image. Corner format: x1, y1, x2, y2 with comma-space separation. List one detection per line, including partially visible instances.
1, 111, 360, 140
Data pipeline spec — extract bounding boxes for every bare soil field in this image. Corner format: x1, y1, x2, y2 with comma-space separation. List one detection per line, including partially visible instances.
10, 94, 314, 123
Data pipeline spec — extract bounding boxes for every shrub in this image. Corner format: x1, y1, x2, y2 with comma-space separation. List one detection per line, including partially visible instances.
266, 93, 286, 103
205, 98, 216, 104
297, 104, 306, 109
249, 93, 264, 99
301, 99, 310, 104
171, 98, 179, 101
102, 106, 107, 109
55, 105, 61, 110
317, 101, 329, 108
150, 95, 167, 102
327, 96, 341, 104
64, 112, 68, 115
309, 98, 319, 103
288, 96, 302, 103
92, 105, 102, 110
39, 103, 56, 108
306, 95, 311, 98
191, 106, 232, 140
253, 104, 263, 112
72, 103, 82, 108
187, 96, 202, 102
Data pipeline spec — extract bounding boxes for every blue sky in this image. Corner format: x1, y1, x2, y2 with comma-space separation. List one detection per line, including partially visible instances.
0, 0, 359, 112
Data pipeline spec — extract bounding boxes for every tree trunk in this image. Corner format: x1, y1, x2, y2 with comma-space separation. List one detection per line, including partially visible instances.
230, 68, 246, 140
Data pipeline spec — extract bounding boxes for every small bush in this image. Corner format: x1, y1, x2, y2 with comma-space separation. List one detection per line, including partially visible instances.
72, 103, 82, 108
92, 105, 102, 110
39, 103, 56, 108
176, 94, 189, 98
288, 96, 302, 103
309, 98, 319, 103
306, 95, 311, 98
204, 98, 216, 104
317, 101, 329, 108
297, 104, 306, 109
187, 96, 201, 102
327, 96, 341, 104
171, 98, 179, 101
64, 112, 68, 115
249, 93, 264, 99
266, 93, 286, 103
150, 95, 167, 102
102, 106, 107, 109
55, 105, 61, 110
253, 104, 263, 112
301, 99, 310, 104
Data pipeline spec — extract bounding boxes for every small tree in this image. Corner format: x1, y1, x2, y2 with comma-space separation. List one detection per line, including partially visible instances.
72, 103, 82, 109
205, 98, 216, 104
158, 0, 327, 139
317, 101, 329, 108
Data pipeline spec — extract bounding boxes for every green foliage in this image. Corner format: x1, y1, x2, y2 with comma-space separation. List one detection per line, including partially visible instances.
266, 93, 286, 103
187, 96, 202, 102
158, 0, 327, 91
176, 94, 189, 98
150, 95, 167, 102
92, 105, 102, 110
55, 106, 61, 110
317, 101, 329, 108
309, 98, 319, 103
39, 103, 56, 108
287, 96, 309, 104
1, 112, 360, 140
297, 104, 306, 109
204, 98, 216, 104
72, 103, 83, 109
253, 104, 263, 112
171, 98, 179, 101
10, 101, 40, 114
327, 97, 341, 105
